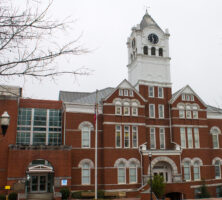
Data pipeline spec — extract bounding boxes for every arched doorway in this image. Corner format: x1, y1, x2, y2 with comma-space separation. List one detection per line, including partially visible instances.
26, 159, 54, 193
153, 161, 173, 183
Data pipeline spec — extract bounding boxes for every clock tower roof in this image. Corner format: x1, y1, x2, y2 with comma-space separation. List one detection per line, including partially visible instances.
140, 12, 164, 34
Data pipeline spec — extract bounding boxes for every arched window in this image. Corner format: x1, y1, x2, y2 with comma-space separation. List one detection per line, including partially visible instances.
82, 126, 90, 148
210, 126, 221, 149
118, 162, 126, 184
82, 163, 90, 185
143, 46, 148, 55
215, 160, 221, 179
79, 159, 94, 185
184, 161, 191, 181
186, 105, 192, 119
151, 47, 156, 55
159, 48, 163, 56
178, 105, 185, 118
123, 102, 130, 116
193, 161, 200, 180
129, 163, 137, 183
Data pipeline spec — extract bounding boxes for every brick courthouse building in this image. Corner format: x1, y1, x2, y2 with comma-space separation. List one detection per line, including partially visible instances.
1, 12, 222, 199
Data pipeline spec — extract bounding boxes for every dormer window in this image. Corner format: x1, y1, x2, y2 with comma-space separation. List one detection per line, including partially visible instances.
124, 89, 128, 96
191, 95, 194, 101
129, 90, 134, 97
182, 94, 186, 101
158, 87, 164, 98
119, 89, 123, 96
186, 95, 190, 101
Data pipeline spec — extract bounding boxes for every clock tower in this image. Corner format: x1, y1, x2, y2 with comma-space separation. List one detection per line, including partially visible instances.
127, 11, 171, 88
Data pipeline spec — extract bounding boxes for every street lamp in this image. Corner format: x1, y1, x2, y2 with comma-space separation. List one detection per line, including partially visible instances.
148, 152, 153, 200
0, 111, 10, 136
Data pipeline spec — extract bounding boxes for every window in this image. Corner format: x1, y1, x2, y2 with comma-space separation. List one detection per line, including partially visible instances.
191, 95, 194, 101
159, 48, 163, 56
119, 89, 123, 96
186, 95, 190, 101
129, 163, 137, 183
129, 90, 134, 97
184, 162, 191, 181
158, 87, 164, 98
186, 105, 192, 119
187, 128, 193, 148
116, 125, 121, 148
178, 105, 185, 118
194, 128, 200, 148
124, 126, 130, 148
158, 104, 164, 118
180, 128, 186, 148
159, 128, 165, 149
132, 126, 138, 148
115, 101, 122, 115
215, 160, 221, 179
143, 46, 148, 55
82, 163, 90, 185
193, 161, 200, 180
16, 108, 62, 145
149, 104, 155, 118
213, 134, 219, 149
132, 102, 138, 116
216, 186, 222, 197
151, 47, 156, 55
193, 111, 198, 119
124, 89, 128, 96
123, 102, 130, 116
182, 94, 186, 101
149, 86, 154, 97
194, 188, 201, 199
150, 128, 156, 149
82, 126, 90, 148
118, 163, 126, 184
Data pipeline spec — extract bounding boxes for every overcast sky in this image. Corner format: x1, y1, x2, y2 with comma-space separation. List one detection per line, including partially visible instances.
6, 0, 222, 107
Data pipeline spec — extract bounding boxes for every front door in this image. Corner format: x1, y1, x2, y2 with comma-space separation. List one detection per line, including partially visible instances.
31, 174, 47, 192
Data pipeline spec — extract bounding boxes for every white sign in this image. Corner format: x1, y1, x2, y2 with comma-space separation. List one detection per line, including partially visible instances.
61, 179, 67, 186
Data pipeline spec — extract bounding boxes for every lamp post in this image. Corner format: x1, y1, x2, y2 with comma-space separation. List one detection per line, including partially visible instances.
0, 111, 10, 136
148, 152, 153, 200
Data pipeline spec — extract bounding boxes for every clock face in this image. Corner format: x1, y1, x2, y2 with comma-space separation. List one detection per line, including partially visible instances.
148, 33, 159, 44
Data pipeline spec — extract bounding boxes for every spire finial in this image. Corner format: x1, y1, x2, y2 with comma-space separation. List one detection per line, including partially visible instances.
143, 5, 150, 15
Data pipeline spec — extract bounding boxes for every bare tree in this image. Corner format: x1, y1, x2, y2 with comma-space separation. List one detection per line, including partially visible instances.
0, 0, 89, 81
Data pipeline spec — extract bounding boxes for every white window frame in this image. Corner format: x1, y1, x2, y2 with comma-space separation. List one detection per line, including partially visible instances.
180, 128, 186, 148
129, 163, 137, 184
194, 128, 200, 148
132, 126, 138, 148
186, 110, 192, 119
191, 95, 194, 101
124, 89, 128, 96
158, 104, 164, 119
118, 163, 126, 184
213, 134, 219, 149
115, 105, 122, 115
193, 162, 201, 181
123, 106, 130, 116
119, 89, 123, 96
184, 162, 191, 181
115, 125, 122, 148
193, 111, 198, 119
81, 163, 90, 185
149, 86, 154, 98
159, 128, 165, 149
186, 95, 190, 101
81, 126, 90, 148
149, 104, 155, 118
129, 90, 134, 97
187, 128, 193, 148
124, 126, 130, 148
158, 87, 164, 98
150, 128, 156, 149
132, 107, 138, 116
215, 160, 221, 179
182, 94, 186, 101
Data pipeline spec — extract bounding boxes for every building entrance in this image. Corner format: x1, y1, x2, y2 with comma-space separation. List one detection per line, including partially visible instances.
26, 159, 54, 193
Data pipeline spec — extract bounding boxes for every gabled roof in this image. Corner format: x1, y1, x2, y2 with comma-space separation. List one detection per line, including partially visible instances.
169, 85, 207, 107
59, 87, 114, 105
207, 105, 222, 113
104, 79, 147, 103
140, 12, 165, 34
